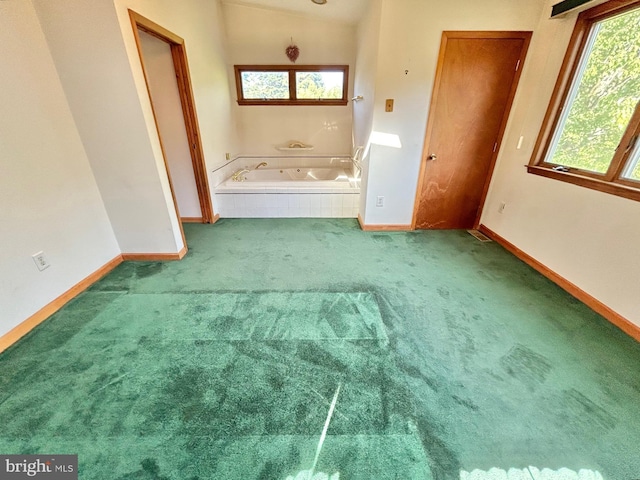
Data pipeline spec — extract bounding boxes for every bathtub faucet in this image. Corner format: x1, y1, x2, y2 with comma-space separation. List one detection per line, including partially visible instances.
254, 162, 268, 169
231, 169, 250, 182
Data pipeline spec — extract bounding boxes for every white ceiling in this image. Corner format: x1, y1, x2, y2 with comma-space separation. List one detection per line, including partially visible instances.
221, 0, 370, 25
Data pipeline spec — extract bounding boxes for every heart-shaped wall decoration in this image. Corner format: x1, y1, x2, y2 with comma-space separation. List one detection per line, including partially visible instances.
286, 44, 300, 63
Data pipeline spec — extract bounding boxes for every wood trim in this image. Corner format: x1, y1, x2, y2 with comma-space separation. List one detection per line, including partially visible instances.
288, 69, 296, 103
412, 31, 533, 230
604, 102, 640, 182
234, 65, 349, 106
528, 12, 589, 170
236, 64, 349, 71
237, 100, 348, 107
435, 31, 535, 40
527, 165, 640, 201
122, 245, 187, 261
234, 64, 244, 105
0, 255, 123, 354
170, 43, 214, 223
129, 11, 183, 44
578, 0, 640, 20
616, 175, 640, 190
357, 214, 412, 232
479, 224, 640, 343
183, 215, 218, 225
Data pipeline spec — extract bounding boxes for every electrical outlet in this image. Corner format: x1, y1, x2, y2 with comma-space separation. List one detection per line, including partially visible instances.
32, 251, 51, 271
498, 202, 506, 214
385, 99, 394, 112
376, 196, 384, 207
225, 152, 230, 161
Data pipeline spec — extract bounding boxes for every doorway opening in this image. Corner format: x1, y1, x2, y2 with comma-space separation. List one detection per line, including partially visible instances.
129, 11, 214, 226
412, 31, 531, 230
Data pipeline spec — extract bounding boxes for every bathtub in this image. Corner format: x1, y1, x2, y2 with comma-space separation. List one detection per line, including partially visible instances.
216, 167, 357, 191
214, 162, 360, 218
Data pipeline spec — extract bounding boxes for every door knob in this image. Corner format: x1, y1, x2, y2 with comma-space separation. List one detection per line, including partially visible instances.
428, 153, 437, 160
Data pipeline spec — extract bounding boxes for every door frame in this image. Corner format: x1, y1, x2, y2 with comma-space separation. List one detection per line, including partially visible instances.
129, 10, 214, 224
411, 31, 532, 230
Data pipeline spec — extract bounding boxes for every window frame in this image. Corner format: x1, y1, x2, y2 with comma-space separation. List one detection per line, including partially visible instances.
234, 65, 349, 106
527, 0, 640, 202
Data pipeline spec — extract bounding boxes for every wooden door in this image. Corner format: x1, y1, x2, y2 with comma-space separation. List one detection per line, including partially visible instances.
413, 32, 531, 229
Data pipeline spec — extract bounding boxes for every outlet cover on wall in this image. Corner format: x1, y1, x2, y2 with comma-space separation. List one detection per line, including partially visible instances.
376, 196, 384, 207
32, 251, 51, 271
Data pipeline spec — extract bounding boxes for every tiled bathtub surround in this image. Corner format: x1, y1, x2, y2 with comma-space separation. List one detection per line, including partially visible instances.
213, 156, 360, 218
215, 192, 359, 218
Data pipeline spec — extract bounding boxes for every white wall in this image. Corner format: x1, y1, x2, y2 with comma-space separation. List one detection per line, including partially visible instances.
481, 0, 640, 327
113, 0, 239, 172
138, 30, 202, 219
222, 3, 356, 155
33, 0, 184, 254
359, 0, 545, 225
353, 0, 382, 151
353, 0, 383, 217
0, 0, 120, 335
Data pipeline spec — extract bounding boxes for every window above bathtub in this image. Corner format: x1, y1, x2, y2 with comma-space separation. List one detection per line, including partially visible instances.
234, 65, 349, 106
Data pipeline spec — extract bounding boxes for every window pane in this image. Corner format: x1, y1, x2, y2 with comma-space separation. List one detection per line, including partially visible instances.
548, 8, 640, 173
622, 136, 640, 181
296, 71, 344, 100
241, 71, 289, 100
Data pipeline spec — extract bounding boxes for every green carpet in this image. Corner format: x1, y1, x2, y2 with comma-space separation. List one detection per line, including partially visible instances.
1, 219, 639, 479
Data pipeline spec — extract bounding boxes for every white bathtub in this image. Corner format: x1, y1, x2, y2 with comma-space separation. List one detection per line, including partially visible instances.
214, 165, 360, 218
216, 167, 357, 191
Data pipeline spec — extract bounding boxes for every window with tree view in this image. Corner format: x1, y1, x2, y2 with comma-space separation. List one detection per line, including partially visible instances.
234, 65, 348, 106
529, 0, 640, 200
240, 71, 290, 100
